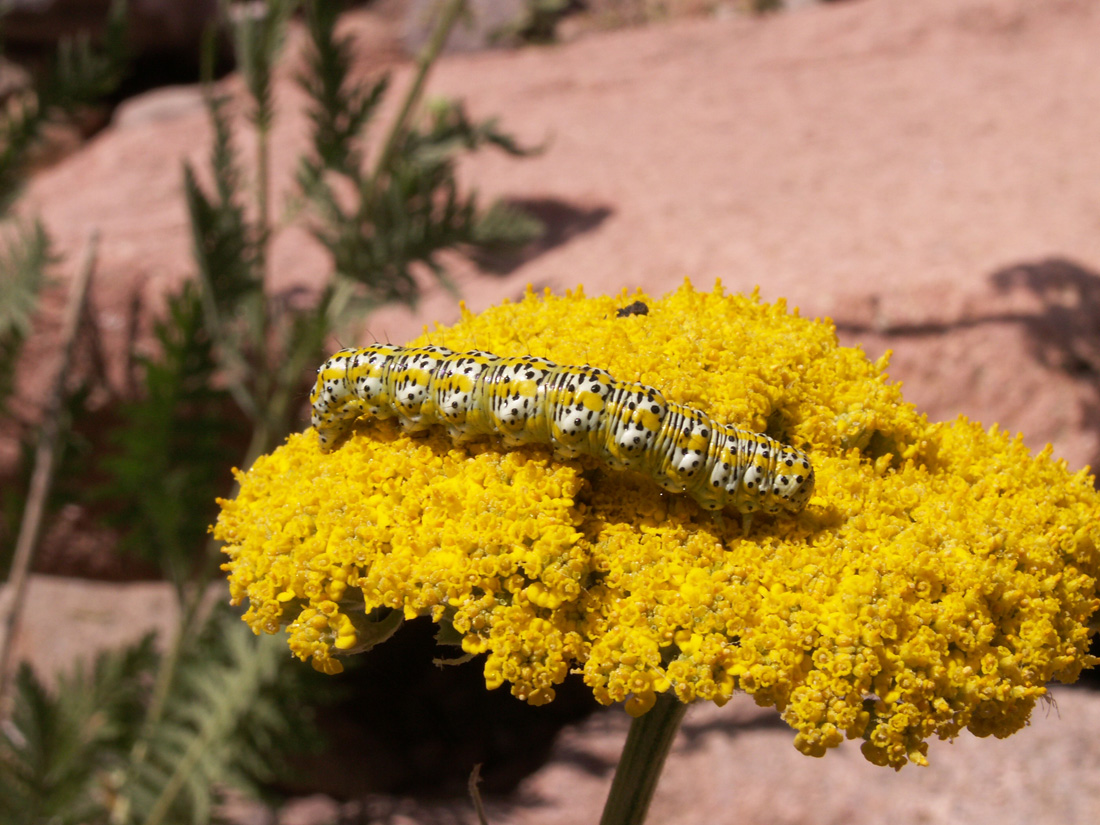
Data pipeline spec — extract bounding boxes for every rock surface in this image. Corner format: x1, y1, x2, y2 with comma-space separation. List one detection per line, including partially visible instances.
7, 0, 1100, 822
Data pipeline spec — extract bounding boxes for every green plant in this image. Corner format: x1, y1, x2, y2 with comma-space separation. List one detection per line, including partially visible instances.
93, 283, 246, 590
1, 0, 542, 822
0, 222, 51, 416
119, 610, 311, 825
0, 3, 126, 575
0, 611, 313, 825
0, 636, 156, 825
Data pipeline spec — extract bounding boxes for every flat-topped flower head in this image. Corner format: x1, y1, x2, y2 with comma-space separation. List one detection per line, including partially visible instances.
215, 282, 1100, 768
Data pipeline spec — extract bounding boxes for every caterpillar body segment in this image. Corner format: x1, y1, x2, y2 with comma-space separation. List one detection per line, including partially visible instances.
310, 344, 815, 517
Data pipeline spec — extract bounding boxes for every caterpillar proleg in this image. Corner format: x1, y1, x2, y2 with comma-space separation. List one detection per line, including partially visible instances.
310, 345, 815, 517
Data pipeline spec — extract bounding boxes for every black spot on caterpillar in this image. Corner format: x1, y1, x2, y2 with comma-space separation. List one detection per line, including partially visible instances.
616, 301, 649, 318
310, 345, 815, 516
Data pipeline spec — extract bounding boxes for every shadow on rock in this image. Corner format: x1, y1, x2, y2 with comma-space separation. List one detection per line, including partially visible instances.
989, 257, 1100, 379
471, 197, 613, 275
835, 256, 1100, 478
987, 257, 1100, 476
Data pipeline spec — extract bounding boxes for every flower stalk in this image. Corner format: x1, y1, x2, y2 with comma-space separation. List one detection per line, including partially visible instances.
600, 694, 690, 825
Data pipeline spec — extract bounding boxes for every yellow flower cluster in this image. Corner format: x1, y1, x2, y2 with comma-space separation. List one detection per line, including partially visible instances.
215, 283, 1100, 768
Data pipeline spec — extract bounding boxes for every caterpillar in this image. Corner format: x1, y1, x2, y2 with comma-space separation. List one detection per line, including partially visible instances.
310, 345, 815, 517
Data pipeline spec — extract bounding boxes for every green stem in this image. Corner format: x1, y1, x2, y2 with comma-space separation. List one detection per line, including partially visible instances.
0, 229, 97, 717
133, 585, 204, 735
600, 694, 689, 825
256, 116, 270, 266
368, 0, 466, 189
114, 582, 206, 825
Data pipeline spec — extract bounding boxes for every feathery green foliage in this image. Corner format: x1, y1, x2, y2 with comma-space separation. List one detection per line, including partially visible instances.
297, 2, 390, 180
0, 221, 51, 415
182, 86, 316, 447
93, 283, 245, 586
120, 610, 309, 825
310, 97, 539, 305
182, 89, 268, 426
185, 93, 260, 316
230, 0, 298, 135
296, 0, 542, 307
45, 0, 130, 110
0, 636, 157, 825
0, 612, 312, 825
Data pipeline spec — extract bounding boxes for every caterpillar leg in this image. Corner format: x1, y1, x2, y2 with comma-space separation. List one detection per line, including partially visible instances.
313, 404, 366, 449
709, 511, 727, 533
704, 510, 753, 536
447, 425, 484, 445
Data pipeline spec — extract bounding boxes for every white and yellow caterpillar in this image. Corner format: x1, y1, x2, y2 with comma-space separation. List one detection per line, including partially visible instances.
310, 345, 815, 517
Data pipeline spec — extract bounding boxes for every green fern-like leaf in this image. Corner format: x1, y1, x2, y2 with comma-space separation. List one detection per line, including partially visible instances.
0, 636, 157, 825
0, 221, 51, 414
0, 0, 130, 215
92, 283, 245, 577
45, 0, 130, 111
294, 4, 540, 309
120, 608, 313, 825
230, 0, 297, 134
183, 95, 260, 318
296, 1, 390, 188
406, 98, 536, 163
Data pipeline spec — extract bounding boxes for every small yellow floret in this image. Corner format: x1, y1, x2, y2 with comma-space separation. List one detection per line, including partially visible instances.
215, 282, 1100, 768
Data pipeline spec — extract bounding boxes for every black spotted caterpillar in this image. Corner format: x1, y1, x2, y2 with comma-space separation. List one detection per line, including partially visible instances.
310, 345, 815, 517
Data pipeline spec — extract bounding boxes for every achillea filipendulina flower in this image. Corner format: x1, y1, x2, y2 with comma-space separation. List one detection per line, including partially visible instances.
215, 282, 1100, 769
